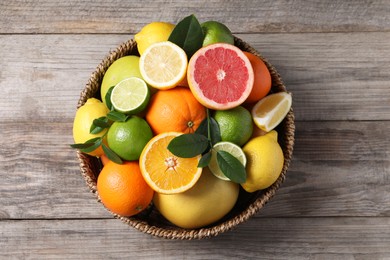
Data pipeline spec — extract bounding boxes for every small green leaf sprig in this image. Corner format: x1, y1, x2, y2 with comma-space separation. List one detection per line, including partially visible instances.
70, 87, 127, 164
167, 109, 247, 184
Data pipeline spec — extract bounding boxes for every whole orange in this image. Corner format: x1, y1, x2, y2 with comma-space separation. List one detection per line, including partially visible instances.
145, 87, 207, 134
243, 51, 272, 104
100, 154, 110, 166
97, 161, 154, 217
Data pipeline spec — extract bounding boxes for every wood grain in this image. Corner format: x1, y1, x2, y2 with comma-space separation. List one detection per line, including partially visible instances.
1, 121, 388, 219
1, 218, 389, 259
0, 121, 110, 219
0, 33, 389, 122
1, 0, 390, 257
1, 0, 390, 34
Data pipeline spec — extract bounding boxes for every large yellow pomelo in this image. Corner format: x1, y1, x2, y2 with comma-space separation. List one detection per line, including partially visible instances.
153, 168, 239, 229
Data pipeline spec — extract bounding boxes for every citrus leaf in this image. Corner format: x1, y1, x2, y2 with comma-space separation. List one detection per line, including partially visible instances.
105, 86, 115, 111
90, 117, 109, 134
102, 143, 123, 164
195, 110, 221, 144
198, 150, 212, 168
167, 133, 209, 158
195, 118, 208, 137
80, 137, 102, 153
168, 14, 204, 58
217, 150, 246, 183
107, 111, 128, 122
208, 117, 221, 145
69, 141, 96, 149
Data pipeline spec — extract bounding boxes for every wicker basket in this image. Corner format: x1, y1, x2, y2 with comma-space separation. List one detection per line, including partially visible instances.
76, 37, 295, 240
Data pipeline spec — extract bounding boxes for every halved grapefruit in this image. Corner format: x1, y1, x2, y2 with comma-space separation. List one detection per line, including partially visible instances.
187, 43, 254, 110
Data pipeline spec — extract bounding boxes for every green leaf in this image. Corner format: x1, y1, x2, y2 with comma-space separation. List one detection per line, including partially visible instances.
105, 86, 115, 111
198, 151, 212, 168
102, 143, 123, 164
208, 117, 221, 145
107, 110, 128, 122
168, 14, 204, 58
168, 133, 209, 158
195, 110, 221, 145
90, 116, 110, 134
217, 151, 246, 183
195, 118, 208, 137
69, 141, 96, 149
80, 137, 102, 153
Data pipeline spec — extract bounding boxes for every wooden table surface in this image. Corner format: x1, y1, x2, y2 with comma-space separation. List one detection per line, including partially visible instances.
1, 1, 389, 259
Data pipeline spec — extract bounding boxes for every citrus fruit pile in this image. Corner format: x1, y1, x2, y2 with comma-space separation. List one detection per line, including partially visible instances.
71, 15, 292, 229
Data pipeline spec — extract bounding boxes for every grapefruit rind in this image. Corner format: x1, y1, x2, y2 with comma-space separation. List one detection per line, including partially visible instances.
187, 43, 254, 110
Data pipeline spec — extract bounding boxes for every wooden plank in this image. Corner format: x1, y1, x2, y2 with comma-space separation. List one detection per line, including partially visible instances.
0, 121, 110, 219
0, 121, 388, 219
260, 121, 390, 217
0, 33, 389, 122
1, 0, 390, 34
0, 218, 389, 258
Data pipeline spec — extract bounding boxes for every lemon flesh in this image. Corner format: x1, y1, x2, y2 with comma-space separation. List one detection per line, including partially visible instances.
251, 92, 292, 132
135, 22, 175, 55
139, 41, 188, 90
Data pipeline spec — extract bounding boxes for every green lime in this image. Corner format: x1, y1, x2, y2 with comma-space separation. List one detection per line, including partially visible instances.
110, 77, 150, 115
208, 141, 247, 181
107, 116, 153, 161
201, 21, 234, 47
213, 106, 253, 146
101, 56, 143, 105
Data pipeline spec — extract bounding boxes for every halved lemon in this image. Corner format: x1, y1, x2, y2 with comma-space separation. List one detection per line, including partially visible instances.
139, 132, 202, 194
139, 41, 188, 90
251, 92, 292, 132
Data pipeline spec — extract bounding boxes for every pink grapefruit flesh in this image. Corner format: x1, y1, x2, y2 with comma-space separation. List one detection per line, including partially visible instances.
187, 43, 254, 110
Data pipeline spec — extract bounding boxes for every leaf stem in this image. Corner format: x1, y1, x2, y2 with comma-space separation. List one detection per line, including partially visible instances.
206, 109, 211, 142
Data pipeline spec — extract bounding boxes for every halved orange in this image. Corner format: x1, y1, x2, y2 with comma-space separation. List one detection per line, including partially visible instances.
139, 132, 203, 194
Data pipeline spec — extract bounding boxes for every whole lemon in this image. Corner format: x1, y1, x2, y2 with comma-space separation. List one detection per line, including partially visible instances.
107, 116, 153, 161
134, 22, 175, 55
72, 98, 109, 156
153, 168, 239, 229
101, 56, 143, 105
213, 106, 253, 147
242, 130, 284, 192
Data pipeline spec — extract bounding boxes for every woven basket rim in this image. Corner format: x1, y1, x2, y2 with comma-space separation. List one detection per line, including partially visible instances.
76, 37, 295, 240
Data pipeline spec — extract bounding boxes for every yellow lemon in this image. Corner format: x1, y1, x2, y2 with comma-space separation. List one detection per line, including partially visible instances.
134, 22, 175, 55
241, 130, 284, 192
153, 168, 239, 229
72, 98, 109, 156
251, 92, 292, 132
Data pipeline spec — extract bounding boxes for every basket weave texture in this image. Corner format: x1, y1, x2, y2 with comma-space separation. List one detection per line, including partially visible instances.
76, 37, 295, 240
